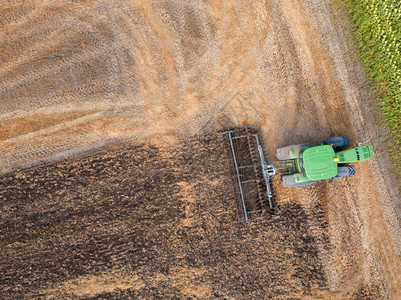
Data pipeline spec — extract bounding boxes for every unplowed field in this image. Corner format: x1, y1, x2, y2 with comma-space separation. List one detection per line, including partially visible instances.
1, 0, 401, 299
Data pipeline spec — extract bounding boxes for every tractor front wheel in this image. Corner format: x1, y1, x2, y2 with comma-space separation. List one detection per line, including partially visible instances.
334, 165, 356, 179
323, 136, 350, 147
323, 136, 350, 151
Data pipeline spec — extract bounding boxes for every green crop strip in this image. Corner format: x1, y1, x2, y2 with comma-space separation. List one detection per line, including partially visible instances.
345, 0, 401, 173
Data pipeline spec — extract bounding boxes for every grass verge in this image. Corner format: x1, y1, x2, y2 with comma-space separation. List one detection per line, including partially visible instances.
345, 0, 401, 173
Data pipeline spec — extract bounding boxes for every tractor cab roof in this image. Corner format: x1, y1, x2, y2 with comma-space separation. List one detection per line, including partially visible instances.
302, 145, 337, 180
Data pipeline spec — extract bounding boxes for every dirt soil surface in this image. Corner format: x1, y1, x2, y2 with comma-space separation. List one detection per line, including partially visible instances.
1, 0, 401, 299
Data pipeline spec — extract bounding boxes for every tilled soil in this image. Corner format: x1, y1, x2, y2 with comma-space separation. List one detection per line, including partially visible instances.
0, 133, 359, 298
1, 0, 401, 299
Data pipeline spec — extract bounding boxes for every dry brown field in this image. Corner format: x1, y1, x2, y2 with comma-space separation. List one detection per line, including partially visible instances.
1, 0, 401, 298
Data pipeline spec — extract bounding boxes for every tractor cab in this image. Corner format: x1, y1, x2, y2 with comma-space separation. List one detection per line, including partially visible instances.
299, 145, 337, 180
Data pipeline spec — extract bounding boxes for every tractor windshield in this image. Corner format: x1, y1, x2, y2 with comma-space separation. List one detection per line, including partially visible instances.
298, 150, 306, 175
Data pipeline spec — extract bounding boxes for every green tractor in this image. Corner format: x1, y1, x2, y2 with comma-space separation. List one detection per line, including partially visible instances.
223, 127, 375, 220
276, 137, 374, 187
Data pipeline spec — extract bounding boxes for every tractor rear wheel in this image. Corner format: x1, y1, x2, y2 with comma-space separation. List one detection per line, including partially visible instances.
282, 174, 316, 187
276, 143, 310, 160
334, 165, 356, 179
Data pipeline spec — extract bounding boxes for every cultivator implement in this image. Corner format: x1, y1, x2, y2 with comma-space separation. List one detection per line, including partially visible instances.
223, 126, 280, 221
